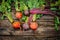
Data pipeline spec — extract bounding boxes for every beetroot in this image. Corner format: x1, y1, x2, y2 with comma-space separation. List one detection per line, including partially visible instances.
22, 23, 29, 30
24, 10, 29, 15
22, 17, 29, 30
30, 22, 38, 30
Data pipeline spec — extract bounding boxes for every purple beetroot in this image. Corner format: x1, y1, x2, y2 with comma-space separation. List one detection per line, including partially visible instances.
22, 23, 29, 30
24, 10, 29, 15
22, 17, 29, 30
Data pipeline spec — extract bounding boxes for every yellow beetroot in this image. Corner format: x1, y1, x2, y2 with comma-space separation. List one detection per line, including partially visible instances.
15, 12, 22, 19
12, 21, 20, 29
30, 22, 38, 30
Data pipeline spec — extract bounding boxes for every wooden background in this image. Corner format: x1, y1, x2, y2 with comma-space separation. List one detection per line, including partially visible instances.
0, 14, 60, 40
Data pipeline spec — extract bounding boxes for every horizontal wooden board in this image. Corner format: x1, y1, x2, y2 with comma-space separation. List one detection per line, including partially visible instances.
0, 15, 60, 38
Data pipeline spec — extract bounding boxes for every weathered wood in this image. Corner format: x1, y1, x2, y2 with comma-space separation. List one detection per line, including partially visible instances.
0, 13, 60, 40
0, 15, 60, 37
0, 36, 60, 40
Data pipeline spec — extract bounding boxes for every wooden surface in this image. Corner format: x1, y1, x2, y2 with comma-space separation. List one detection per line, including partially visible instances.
0, 36, 60, 40
0, 14, 60, 35
0, 14, 60, 40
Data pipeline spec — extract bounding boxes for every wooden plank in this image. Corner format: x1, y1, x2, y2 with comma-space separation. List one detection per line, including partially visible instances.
37, 20, 54, 22
0, 15, 60, 38
0, 36, 60, 40
0, 20, 54, 27
0, 20, 12, 27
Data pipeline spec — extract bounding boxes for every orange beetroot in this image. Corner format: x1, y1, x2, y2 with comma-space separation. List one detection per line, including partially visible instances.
30, 22, 38, 30
12, 21, 20, 29
15, 12, 22, 19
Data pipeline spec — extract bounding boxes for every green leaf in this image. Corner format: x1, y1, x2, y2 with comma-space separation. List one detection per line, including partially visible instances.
37, 14, 43, 19
39, 0, 45, 6
54, 16, 59, 31
27, 0, 46, 9
5, 2, 11, 8
0, 14, 6, 20
55, 24, 58, 31
0, 5, 3, 12
55, 0, 60, 6
19, 1, 28, 11
21, 16, 27, 22
14, 0, 19, 11
50, 8, 57, 11
1, 0, 7, 12
56, 17, 59, 24
7, 0, 12, 4
5, 2, 11, 12
55, 16, 59, 24
50, 3, 54, 6
27, 0, 33, 9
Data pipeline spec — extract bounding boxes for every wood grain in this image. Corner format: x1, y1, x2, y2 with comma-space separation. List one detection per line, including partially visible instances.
0, 15, 60, 37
